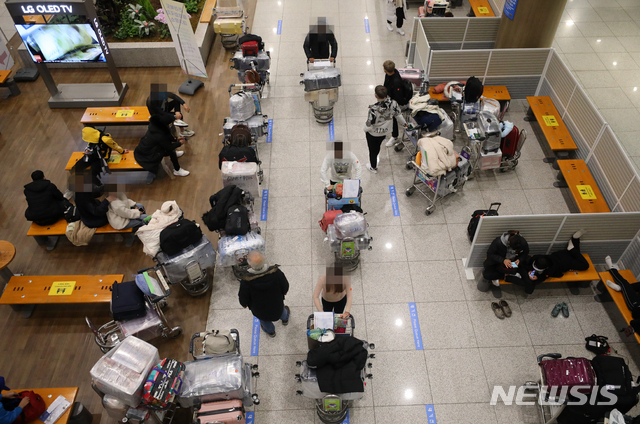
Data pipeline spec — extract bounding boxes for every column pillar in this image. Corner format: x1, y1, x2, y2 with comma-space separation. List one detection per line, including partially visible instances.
495, 0, 568, 49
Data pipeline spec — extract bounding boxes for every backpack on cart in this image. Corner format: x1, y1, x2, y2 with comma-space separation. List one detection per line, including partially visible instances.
464, 76, 484, 103
230, 123, 253, 147
160, 219, 203, 256
399, 78, 414, 106
467, 202, 500, 241
225, 204, 250, 236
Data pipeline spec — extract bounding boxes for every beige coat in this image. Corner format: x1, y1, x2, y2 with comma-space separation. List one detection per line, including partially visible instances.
417, 136, 458, 176
136, 201, 182, 257
65, 221, 97, 246
107, 192, 141, 230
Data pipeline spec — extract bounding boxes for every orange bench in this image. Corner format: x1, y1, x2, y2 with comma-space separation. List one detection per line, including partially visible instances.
0, 70, 20, 98
429, 85, 511, 102
1, 387, 78, 423
0, 275, 122, 317
554, 160, 610, 213
469, 0, 495, 17
65, 152, 144, 171
600, 270, 640, 344
499, 254, 599, 285
28, 219, 134, 251
526, 96, 577, 163
81, 106, 150, 127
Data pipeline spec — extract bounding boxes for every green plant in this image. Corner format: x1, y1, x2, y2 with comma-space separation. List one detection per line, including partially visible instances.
184, 0, 199, 14
158, 23, 171, 39
135, 19, 155, 36
94, 0, 122, 34
139, 0, 157, 19
113, 9, 140, 39
128, 3, 143, 19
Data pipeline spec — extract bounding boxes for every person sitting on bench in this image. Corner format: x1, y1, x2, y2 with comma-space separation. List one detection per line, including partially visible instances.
0, 377, 30, 424
602, 255, 640, 338
303, 17, 338, 63
134, 112, 190, 178
479, 230, 529, 291
106, 191, 148, 230
148, 83, 194, 137
73, 171, 110, 229
505, 230, 589, 294
24, 170, 68, 226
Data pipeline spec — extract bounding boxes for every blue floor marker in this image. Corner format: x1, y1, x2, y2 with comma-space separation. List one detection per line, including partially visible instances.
426, 405, 436, 423
261, 189, 269, 221
329, 118, 335, 141
266, 119, 273, 143
341, 410, 349, 423
389, 185, 400, 216
409, 303, 423, 350
246, 411, 254, 424
251, 317, 260, 356
364, 18, 370, 33
277, 20, 282, 35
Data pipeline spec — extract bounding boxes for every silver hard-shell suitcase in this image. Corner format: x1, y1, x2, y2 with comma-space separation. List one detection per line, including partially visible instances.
301, 68, 342, 92
155, 235, 216, 291
477, 110, 501, 153
231, 50, 270, 71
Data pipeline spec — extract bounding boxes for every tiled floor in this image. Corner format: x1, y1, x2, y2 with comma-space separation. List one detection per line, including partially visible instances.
204, 1, 640, 423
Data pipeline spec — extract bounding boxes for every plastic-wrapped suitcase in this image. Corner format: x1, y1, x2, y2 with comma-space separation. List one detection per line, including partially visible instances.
194, 399, 245, 424
217, 232, 265, 267
231, 50, 270, 71
398, 68, 424, 88
326, 225, 371, 253
540, 356, 596, 394
223, 115, 269, 141
155, 235, 216, 286
436, 110, 454, 140
213, 18, 243, 34
298, 361, 364, 401
333, 212, 367, 238
237, 70, 269, 84
477, 110, 501, 152
178, 354, 254, 407
301, 68, 342, 92
229, 92, 255, 121
221, 161, 259, 198
481, 97, 500, 118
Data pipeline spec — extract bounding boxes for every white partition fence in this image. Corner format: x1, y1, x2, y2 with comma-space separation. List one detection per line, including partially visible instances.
490, 0, 505, 16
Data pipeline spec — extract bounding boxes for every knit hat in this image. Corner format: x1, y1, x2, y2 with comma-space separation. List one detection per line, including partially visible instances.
31, 170, 44, 181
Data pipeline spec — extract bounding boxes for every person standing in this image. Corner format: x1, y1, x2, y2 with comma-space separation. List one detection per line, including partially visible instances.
303, 17, 338, 63
238, 251, 290, 338
363, 86, 407, 173
382, 60, 411, 147
134, 113, 190, 177
386, 0, 407, 35
313, 265, 353, 318
320, 141, 363, 190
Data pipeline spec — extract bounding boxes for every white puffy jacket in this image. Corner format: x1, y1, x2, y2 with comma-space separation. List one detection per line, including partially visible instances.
136, 200, 182, 257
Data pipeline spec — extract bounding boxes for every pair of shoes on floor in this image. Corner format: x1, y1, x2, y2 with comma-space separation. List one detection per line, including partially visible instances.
491, 300, 512, 319
174, 119, 189, 127
366, 163, 377, 174
173, 168, 190, 177
551, 302, 570, 318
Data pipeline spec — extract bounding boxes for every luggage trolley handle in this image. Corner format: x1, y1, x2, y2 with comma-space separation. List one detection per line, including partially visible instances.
537, 353, 562, 365
306, 314, 355, 330
488, 202, 501, 212
136, 266, 171, 302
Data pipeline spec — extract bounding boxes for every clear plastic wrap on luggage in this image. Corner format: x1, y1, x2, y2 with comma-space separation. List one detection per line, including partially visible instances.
118, 303, 164, 340
333, 212, 367, 238
478, 110, 501, 152
102, 395, 129, 421
90, 336, 160, 406
229, 92, 255, 121
217, 232, 266, 267
301, 68, 342, 92
436, 110, 454, 140
231, 50, 270, 71
155, 235, 216, 285
237, 70, 269, 84
221, 161, 259, 198
223, 115, 268, 140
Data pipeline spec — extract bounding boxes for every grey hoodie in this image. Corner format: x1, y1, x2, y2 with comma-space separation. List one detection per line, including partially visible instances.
500, 231, 517, 260
363, 98, 406, 137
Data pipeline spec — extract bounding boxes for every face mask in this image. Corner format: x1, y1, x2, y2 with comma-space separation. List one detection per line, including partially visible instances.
334, 161, 349, 174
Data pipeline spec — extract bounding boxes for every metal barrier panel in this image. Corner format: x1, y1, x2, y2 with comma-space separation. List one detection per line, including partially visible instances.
490, 0, 505, 16
428, 50, 491, 80
619, 234, 640, 280
593, 126, 637, 202
619, 177, 640, 213
414, 18, 430, 72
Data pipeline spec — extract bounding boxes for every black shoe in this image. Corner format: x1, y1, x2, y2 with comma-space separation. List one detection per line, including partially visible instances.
268, 331, 276, 338
282, 306, 291, 326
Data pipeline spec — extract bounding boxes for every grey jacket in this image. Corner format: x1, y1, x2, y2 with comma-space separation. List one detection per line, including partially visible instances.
363, 98, 406, 137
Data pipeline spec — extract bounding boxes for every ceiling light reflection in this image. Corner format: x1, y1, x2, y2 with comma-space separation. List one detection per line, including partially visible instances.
385, 243, 392, 249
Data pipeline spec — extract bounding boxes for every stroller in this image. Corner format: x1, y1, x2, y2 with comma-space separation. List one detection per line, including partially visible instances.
86, 268, 182, 353
295, 314, 374, 424
181, 329, 259, 423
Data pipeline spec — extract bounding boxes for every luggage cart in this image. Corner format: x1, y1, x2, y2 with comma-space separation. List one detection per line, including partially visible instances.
523, 354, 569, 424
463, 122, 527, 176
305, 314, 355, 350
92, 381, 178, 424
213, 0, 246, 49
302, 61, 340, 124
86, 268, 182, 353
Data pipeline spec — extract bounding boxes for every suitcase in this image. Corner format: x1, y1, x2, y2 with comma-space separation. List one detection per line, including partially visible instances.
231, 50, 270, 71
540, 356, 596, 394
179, 354, 254, 407
477, 110, 501, 152
398, 68, 424, 88
298, 360, 364, 401
111, 280, 146, 321
301, 67, 342, 92
221, 161, 259, 198
223, 115, 268, 141
217, 232, 265, 267
479, 149, 502, 170
467, 202, 500, 241
500, 125, 520, 157
219, 144, 258, 169
237, 69, 269, 84
241, 41, 258, 56
194, 399, 244, 424
333, 212, 367, 238
229, 92, 255, 121
436, 110, 454, 140
213, 18, 243, 34
481, 97, 500, 118
155, 235, 216, 286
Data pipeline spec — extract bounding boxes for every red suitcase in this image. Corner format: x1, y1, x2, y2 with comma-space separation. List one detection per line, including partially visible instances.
195, 399, 244, 424
241, 41, 259, 57
539, 355, 596, 393
500, 125, 520, 157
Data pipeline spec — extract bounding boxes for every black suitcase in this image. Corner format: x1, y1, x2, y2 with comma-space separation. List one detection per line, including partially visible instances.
111, 280, 146, 321
591, 355, 638, 414
467, 202, 500, 242
160, 219, 203, 256
218, 144, 258, 169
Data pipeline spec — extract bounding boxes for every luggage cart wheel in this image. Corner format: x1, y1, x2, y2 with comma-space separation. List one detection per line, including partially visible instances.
100, 346, 111, 354
405, 162, 412, 170
296, 361, 302, 367
168, 326, 183, 338
394, 144, 403, 152
252, 394, 260, 405
405, 187, 415, 197
425, 208, 433, 216
252, 372, 260, 378
296, 391, 303, 396
369, 343, 375, 350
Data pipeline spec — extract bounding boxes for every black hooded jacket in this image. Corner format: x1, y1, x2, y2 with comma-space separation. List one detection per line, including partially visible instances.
134, 113, 181, 174
24, 179, 65, 225
307, 336, 368, 394
384, 70, 406, 106
238, 265, 289, 321
303, 31, 338, 60
75, 191, 110, 229
202, 186, 245, 231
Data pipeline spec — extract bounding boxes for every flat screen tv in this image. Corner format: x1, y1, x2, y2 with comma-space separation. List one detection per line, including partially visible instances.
15, 24, 106, 63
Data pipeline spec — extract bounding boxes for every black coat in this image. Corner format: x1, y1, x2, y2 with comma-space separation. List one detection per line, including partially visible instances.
307, 336, 367, 394
24, 179, 65, 225
484, 235, 529, 267
147, 92, 185, 116
384, 70, 406, 106
202, 185, 245, 231
238, 265, 289, 321
134, 113, 182, 174
75, 192, 110, 228
303, 31, 338, 60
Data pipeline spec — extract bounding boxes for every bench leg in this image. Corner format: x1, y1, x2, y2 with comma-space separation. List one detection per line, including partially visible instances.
124, 233, 135, 247
2, 79, 21, 99
567, 282, 581, 295
10, 304, 36, 318
34, 235, 59, 251
0, 267, 14, 283
553, 171, 568, 188
523, 106, 534, 122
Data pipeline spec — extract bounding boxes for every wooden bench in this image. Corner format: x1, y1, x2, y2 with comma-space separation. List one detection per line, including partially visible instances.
0, 70, 20, 98
81, 106, 150, 127
525, 96, 578, 164
65, 152, 144, 171
554, 159, 610, 213
0, 275, 121, 317
469, 0, 495, 17
28, 220, 135, 251
499, 254, 599, 286
1, 387, 78, 424
200, 0, 217, 23
429, 85, 511, 102
599, 270, 640, 344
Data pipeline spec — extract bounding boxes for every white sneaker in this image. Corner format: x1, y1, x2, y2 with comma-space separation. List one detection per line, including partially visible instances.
366, 163, 377, 174
385, 137, 397, 147
605, 255, 614, 270
606, 280, 621, 292
173, 168, 190, 177
175, 150, 185, 158
174, 119, 189, 127
492, 279, 500, 287
181, 129, 195, 137
397, 28, 405, 36
387, 23, 394, 31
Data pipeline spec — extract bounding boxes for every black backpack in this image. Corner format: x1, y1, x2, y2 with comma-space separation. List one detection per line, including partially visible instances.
467, 202, 500, 241
219, 144, 258, 169
585, 334, 610, 355
399, 78, 414, 106
111, 280, 146, 321
590, 355, 638, 414
225, 204, 249, 236
464, 76, 484, 103
159, 219, 203, 256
